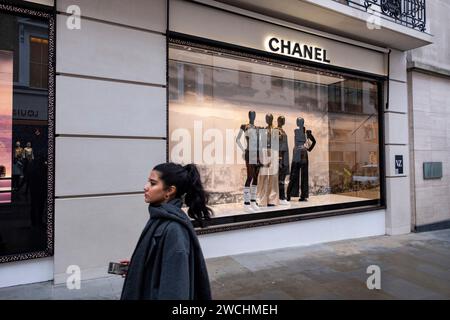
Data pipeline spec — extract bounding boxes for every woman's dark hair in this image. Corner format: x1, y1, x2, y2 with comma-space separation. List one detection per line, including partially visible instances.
153, 162, 213, 224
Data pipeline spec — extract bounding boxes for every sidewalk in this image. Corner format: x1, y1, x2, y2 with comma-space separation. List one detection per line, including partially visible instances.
1, 229, 449, 300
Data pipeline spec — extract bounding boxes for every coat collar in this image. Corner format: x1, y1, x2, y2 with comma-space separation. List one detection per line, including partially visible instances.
148, 197, 189, 225
166, 197, 183, 208
148, 197, 183, 209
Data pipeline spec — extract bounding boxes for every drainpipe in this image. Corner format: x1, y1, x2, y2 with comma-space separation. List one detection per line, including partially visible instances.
386, 49, 391, 110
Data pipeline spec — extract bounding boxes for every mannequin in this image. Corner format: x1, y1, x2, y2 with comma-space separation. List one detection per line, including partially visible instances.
22, 142, 34, 194
236, 110, 261, 211
257, 113, 279, 207
24, 142, 34, 161
286, 117, 316, 201
12, 141, 24, 191
275, 116, 290, 205
14, 141, 23, 159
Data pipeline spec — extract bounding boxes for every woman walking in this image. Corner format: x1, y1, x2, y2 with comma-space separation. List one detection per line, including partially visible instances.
121, 162, 213, 300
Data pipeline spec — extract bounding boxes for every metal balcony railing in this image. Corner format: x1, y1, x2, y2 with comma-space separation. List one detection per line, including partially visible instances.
333, 0, 426, 32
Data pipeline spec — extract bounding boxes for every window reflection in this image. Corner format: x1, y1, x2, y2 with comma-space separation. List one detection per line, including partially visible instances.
0, 13, 49, 257
168, 43, 380, 218
29, 37, 49, 89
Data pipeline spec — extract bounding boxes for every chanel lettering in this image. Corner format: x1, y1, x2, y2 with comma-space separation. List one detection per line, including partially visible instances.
268, 37, 331, 64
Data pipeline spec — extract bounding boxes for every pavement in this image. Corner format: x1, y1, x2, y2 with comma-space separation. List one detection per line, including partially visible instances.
1, 229, 450, 300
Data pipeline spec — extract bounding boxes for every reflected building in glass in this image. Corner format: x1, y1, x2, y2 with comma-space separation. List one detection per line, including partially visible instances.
0, 12, 50, 257
168, 44, 381, 217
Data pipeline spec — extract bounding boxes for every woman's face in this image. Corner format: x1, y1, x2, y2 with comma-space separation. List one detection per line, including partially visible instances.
144, 170, 175, 204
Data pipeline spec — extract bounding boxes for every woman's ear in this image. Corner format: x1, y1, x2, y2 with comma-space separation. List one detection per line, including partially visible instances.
166, 185, 177, 199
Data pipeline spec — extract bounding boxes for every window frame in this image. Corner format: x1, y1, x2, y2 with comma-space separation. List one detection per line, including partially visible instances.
0, 3, 55, 264
167, 33, 387, 233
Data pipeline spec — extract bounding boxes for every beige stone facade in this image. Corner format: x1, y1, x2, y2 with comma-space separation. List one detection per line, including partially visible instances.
408, 0, 450, 230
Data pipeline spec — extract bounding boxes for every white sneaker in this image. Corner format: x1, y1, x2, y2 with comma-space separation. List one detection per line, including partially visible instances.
250, 201, 261, 211
280, 199, 290, 206
244, 204, 255, 212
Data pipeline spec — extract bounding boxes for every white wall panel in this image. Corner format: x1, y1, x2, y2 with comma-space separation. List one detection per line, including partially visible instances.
389, 49, 407, 83
54, 195, 148, 283
199, 210, 386, 258
56, 15, 166, 84
385, 177, 412, 235
0, 258, 53, 288
389, 81, 408, 113
57, 0, 166, 33
55, 137, 166, 196
56, 76, 166, 137
385, 112, 409, 145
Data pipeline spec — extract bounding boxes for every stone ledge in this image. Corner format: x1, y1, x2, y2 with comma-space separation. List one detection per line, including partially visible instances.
408, 61, 450, 79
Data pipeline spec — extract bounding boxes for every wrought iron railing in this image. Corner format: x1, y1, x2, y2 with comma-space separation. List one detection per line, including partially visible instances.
333, 0, 426, 32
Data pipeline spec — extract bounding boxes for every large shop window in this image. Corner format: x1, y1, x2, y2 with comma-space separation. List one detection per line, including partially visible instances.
0, 12, 51, 260
168, 42, 381, 222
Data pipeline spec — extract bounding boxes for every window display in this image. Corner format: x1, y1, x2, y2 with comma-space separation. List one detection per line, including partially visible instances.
0, 11, 52, 260
168, 41, 381, 219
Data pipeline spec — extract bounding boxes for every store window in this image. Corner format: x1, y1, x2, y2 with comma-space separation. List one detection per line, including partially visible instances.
0, 10, 53, 261
168, 41, 381, 222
